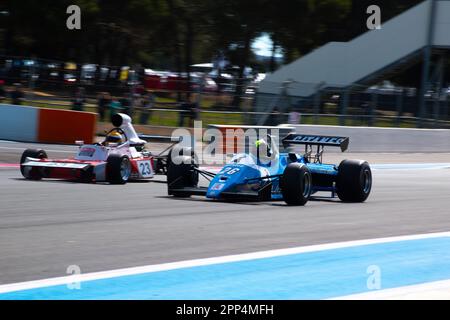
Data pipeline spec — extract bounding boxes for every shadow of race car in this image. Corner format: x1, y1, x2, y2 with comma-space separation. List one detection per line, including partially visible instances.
166, 133, 372, 205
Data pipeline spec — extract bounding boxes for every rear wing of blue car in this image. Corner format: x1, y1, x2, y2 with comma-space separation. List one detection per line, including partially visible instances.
282, 134, 349, 152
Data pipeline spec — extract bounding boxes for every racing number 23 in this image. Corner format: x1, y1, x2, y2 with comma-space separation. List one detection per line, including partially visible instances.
138, 161, 152, 178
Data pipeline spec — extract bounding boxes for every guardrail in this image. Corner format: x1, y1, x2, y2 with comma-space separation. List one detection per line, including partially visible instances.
0, 104, 97, 144
285, 123, 450, 153
15, 97, 450, 129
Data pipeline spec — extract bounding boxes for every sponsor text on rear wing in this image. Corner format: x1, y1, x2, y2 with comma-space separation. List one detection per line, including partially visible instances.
282, 134, 349, 152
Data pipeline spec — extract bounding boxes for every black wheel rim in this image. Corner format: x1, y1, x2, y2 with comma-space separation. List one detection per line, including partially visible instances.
303, 172, 312, 198
120, 158, 131, 181
363, 169, 371, 194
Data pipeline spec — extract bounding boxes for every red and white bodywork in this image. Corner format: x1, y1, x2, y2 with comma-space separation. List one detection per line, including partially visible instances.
20, 113, 160, 184
22, 143, 155, 182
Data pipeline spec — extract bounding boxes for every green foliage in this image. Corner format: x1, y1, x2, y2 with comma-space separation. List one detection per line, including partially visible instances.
1, 0, 421, 69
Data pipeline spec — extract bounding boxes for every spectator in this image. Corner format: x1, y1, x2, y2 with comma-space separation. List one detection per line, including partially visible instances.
139, 91, 155, 125
119, 94, 131, 116
288, 111, 301, 124
97, 92, 111, 122
109, 96, 123, 119
178, 95, 199, 127
72, 87, 86, 111
0, 80, 5, 103
178, 100, 190, 127
267, 106, 281, 126
190, 99, 200, 125
134, 84, 145, 96
11, 83, 25, 105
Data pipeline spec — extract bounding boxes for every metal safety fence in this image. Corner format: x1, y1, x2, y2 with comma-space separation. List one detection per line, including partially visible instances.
1, 55, 450, 129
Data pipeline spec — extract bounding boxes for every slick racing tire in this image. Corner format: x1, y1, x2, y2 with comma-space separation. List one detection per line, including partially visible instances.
280, 163, 312, 206
167, 146, 198, 167
160, 146, 197, 175
336, 160, 372, 202
20, 149, 48, 180
106, 154, 131, 185
167, 154, 199, 198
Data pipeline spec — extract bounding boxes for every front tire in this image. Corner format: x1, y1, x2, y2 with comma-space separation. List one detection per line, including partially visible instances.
106, 154, 131, 185
280, 163, 312, 206
20, 149, 47, 180
336, 160, 372, 202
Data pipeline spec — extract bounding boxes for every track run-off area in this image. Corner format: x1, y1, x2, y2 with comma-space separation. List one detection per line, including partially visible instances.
0, 140, 450, 299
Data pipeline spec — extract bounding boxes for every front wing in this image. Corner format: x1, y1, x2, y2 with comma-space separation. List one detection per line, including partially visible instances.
168, 186, 264, 200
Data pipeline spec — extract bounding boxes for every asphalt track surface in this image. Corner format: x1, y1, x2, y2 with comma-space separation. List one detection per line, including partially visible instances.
0, 140, 450, 285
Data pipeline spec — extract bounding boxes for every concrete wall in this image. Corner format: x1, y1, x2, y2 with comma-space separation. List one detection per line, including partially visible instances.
281, 124, 450, 153
259, 0, 439, 96
208, 124, 295, 153
0, 105, 39, 142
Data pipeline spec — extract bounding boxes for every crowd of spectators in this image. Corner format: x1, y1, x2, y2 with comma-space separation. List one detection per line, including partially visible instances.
0, 82, 25, 105
0, 81, 200, 127
91, 85, 158, 124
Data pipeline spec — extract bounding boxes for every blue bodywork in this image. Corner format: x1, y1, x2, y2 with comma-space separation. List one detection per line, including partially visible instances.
205, 152, 338, 200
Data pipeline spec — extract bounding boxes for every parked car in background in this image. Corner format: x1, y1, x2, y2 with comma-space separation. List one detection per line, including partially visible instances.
63, 62, 78, 85
80, 64, 97, 86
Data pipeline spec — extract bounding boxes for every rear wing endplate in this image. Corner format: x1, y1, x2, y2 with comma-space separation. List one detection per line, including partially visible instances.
282, 134, 349, 152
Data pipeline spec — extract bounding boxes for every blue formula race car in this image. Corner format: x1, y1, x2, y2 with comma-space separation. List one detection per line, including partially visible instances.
166, 133, 372, 206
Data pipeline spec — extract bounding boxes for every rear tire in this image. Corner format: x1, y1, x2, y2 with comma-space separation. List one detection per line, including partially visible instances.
167, 154, 198, 197
280, 163, 312, 206
106, 154, 131, 185
161, 146, 197, 176
336, 160, 372, 202
168, 146, 198, 165
20, 149, 47, 180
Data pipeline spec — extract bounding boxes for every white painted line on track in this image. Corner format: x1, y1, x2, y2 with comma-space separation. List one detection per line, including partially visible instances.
289, 123, 450, 132
0, 164, 19, 168
372, 163, 450, 170
0, 146, 76, 153
1, 231, 450, 294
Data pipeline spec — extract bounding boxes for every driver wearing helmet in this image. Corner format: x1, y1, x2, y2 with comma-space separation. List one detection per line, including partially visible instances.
251, 138, 274, 165
103, 131, 125, 146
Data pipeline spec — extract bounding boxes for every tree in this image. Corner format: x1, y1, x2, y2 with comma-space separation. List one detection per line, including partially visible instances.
204, 0, 270, 109
264, 0, 351, 63
0, 0, 424, 89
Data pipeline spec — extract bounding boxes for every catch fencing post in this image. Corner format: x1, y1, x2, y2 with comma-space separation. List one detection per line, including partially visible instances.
395, 88, 404, 127
433, 54, 445, 128
369, 91, 377, 127
313, 82, 325, 124
340, 89, 349, 126
418, 0, 437, 128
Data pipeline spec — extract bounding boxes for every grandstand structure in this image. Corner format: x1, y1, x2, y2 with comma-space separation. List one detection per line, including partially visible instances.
256, 0, 450, 127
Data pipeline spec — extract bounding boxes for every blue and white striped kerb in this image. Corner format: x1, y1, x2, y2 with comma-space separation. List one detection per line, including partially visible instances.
1, 232, 450, 299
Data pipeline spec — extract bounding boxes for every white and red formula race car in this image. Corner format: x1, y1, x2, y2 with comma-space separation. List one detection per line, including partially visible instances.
20, 113, 181, 184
